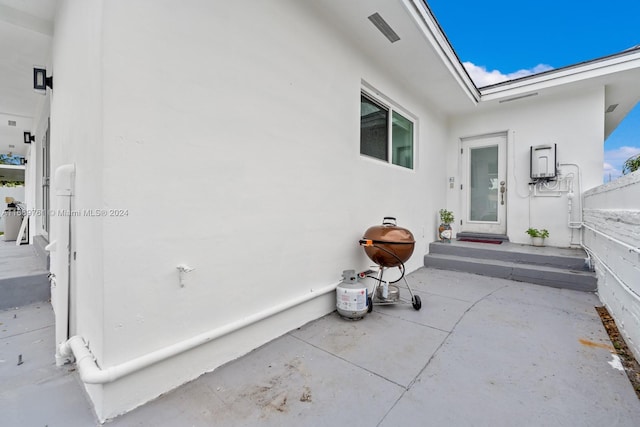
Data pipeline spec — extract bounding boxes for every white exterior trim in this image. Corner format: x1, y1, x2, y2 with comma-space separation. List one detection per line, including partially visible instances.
480, 48, 640, 100
402, 0, 479, 103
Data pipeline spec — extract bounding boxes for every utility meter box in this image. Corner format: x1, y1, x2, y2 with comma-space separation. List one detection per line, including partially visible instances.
530, 144, 557, 180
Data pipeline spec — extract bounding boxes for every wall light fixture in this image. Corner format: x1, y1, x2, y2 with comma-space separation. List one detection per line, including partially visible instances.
24, 132, 35, 144
33, 67, 53, 90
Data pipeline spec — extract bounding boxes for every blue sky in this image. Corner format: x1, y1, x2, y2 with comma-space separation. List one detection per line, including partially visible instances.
427, 0, 640, 181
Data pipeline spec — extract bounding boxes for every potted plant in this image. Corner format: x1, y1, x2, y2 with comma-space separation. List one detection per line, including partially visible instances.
439, 209, 454, 243
526, 228, 549, 247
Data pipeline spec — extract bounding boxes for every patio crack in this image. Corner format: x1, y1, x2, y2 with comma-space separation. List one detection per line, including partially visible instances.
376, 283, 510, 427
287, 333, 408, 391
0, 324, 53, 340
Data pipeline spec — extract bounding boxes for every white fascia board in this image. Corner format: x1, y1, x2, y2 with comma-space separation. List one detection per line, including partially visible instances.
0, 164, 26, 170
0, 112, 33, 124
402, 0, 480, 104
0, 4, 53, 36
480, 49, 640, 102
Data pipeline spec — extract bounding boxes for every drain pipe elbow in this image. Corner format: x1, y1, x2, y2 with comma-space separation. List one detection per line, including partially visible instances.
58, 283, 338, 385
54, 164, 75, 196
60, 336, 113, 384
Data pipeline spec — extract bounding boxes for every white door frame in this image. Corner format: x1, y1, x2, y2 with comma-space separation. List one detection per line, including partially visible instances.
460, 132, 507, 235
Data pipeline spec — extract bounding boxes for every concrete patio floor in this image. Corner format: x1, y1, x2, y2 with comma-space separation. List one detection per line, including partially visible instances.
0, 239, 49, 310
2, 267, 640, 426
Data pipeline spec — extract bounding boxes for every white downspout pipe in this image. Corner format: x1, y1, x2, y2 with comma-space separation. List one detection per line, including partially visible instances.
559, 163, 583, 230
47, 164, 75, 366
59, 281, 338, 384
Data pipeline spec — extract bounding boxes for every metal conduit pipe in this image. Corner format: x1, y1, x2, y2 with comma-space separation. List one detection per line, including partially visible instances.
59, 282, 339, 384
580, 222, 640, 283
577, 223, 593, 271
49, 164, 75, 366
559, 163, 583, 230
581, 237, 640, 300
582, 223, 640, 254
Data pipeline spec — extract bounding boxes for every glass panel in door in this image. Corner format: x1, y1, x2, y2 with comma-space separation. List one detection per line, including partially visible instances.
469, 145, 498, 222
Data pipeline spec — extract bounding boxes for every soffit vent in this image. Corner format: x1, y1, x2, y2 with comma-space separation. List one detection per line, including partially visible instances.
8, 120, 16, 126
368, 13, 400, 43
498, 92, 539, 103
606, 104, 618, 113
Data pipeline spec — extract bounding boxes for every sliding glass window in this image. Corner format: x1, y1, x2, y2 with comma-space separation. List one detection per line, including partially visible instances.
360, 91, 414, 169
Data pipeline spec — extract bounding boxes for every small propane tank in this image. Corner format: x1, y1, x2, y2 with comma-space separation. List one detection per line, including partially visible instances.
336, 269, 370, 320
381, 280, 389, 299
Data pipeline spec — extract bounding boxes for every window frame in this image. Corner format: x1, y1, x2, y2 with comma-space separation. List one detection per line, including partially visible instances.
360, 89, 416, 170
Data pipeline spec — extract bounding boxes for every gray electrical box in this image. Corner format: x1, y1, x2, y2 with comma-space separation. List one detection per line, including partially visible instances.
530, 144, 557, 180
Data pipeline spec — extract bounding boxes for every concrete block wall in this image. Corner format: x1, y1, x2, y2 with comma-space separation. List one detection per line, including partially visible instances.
583, 171, 640, 360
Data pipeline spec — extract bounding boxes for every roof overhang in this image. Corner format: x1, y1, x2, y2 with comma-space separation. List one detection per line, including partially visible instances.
0, 0, 55, 156
313, 0, 640, 138
309, 0, 479, 113
478, 47, 640, 138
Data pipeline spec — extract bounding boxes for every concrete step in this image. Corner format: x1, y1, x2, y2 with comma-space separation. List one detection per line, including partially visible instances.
429, 241, 589, 271
455, 232, 509, 242
0, 240, 51, 309
32, 235, 50, 270
0, 273, 50, 310
423, 253, 597, 292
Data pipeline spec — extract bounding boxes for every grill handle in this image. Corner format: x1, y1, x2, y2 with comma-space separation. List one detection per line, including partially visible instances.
382, 217, 397, 226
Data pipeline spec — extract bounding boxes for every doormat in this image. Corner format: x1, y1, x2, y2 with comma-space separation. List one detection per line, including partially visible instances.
457, 238, 503, 244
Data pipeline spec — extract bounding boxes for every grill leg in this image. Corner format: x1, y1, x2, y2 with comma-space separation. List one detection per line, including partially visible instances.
402, 275, 422, 310
371, 267, 384, 302
402, 275, 415, 300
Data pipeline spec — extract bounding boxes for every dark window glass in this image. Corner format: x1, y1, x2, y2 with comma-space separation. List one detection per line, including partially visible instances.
360, 95, 388, 161
392, 111, 413, 169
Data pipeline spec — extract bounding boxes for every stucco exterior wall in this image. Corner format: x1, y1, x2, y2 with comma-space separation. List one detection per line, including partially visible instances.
49, 0, 106, 411
448, 88, 605, 247
52, 1, 450, 420
583, 171, 640, 361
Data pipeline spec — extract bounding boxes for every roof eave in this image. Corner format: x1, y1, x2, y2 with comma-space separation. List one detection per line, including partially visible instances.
404, 0, 480, 104
479, 47, 640, 102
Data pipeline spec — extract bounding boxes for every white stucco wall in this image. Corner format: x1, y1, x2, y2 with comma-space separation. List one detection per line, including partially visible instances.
448, 88, 605, 247
49, 0, 106, 411
583, 171, 640, 361
52, 1, 450, 420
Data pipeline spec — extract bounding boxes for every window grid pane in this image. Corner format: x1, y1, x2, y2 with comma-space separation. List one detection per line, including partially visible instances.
360, 95, 388, 161
391, 111, 413, 169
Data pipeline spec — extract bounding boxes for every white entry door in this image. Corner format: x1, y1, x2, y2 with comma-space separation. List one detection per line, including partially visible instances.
460, 133, 507, 235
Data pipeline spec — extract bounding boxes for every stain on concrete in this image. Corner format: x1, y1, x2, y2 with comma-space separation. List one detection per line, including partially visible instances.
579, 338, 615, 351
237, 356, 312, 417
300, 386, 312, 402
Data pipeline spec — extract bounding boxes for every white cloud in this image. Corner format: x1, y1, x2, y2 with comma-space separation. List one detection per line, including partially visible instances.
603, 146, 640, 181
604, 146, 640, 164
461, 62, 639, 182
603, 162, 620, 180
463, 62, 554, 87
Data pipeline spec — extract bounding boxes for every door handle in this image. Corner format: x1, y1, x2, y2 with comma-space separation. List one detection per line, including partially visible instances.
500, 181, 506, 205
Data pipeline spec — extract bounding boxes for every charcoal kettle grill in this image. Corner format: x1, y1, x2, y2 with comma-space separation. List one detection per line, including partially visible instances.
359, 217, 421, 310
